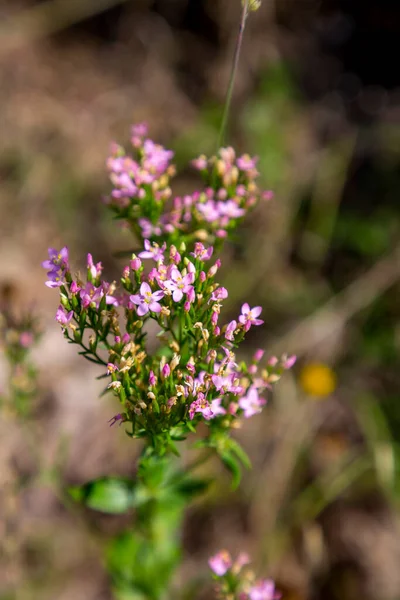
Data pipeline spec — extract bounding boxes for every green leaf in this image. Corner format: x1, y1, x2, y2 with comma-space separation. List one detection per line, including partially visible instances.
227, 439, 252, 470
221, 453, 242, 489
68, 477, 136, 514
174, 476, 211, 498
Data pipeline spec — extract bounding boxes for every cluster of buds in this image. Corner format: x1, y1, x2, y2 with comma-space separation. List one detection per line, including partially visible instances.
209, 550, 280, 600
43, 125, 295, 455
105, 124, 273, 248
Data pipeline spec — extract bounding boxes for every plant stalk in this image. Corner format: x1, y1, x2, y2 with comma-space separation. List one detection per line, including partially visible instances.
217, 0, 250, 148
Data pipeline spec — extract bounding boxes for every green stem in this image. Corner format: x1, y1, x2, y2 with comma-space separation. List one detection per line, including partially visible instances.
217, 0, 250, 148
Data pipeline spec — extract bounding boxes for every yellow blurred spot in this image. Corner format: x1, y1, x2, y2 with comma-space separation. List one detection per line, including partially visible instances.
299, 363, 337, 398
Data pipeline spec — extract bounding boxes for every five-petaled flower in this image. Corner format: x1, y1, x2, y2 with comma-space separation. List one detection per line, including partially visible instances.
164, 267, 195, 302
42, 247, 69, 288
130, 282, 164, 316
139, 240, 166, 262
239, 303, 264, 332
238, 387, 266, 418
55, 305, 73, 327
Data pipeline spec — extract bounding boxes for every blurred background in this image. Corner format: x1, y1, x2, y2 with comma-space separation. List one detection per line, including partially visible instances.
0, 0, 400, 598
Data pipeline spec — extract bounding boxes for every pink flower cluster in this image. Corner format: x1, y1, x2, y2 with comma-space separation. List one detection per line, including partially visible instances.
209, 550, 281, 600
43, 238, 295, 434
105, 124, 273, 244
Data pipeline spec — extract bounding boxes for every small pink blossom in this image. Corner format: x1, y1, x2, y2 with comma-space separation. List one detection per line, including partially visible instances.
139, 240, 166, 262
19, 332, 34, 348
87, 253, 103, 279
247, 579, 280, 600
70, 281, 80, 294
225, 320, 237, 341
211, 287, 228, 301
130, 282, 164, 316
191, 243, 214, 261
189, 394, 213, 420
55, 305, 73, 326
164, 267, 195, 302
208, 550, 232, 576
238, 387, 266, 418
237, 153, 258, 172
253, 349, 265, 362
239, 303, 264, 332
191, 155, 208, 170
210, 398, 226, 417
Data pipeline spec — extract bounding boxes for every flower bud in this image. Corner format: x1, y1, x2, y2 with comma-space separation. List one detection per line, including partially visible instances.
253, 349, 265, 362
170, 354, 181, 371
243, 0, 261, 11
130, 257, 142, 271
161, 363, 171, 379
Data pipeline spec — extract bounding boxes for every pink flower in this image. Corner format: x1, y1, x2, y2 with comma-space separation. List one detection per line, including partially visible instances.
139, 240, 166, 262
237, 154, 258, 172
142, 139, 174, 175
42, 246, 69, 287
238, 387, 266, 418
209, 550, 232, 576
225, 320, 237, 341
80, 283, 103, 308
253, 349, 265, 362
191, 155, 208, 170
55, 305, 73, 326
87, 253, 103, 279
247, 579, 280, 600
42, 246, 69, 272
130, 282, 164, 316
217, 200, 245, 218
239, 303, 264, 332
163, 267, 194, 302
191, 243, 214, 261
211, 287, 228, 301
189, 394, 213, 420
210, 398, 226, 417
19, 332, 34, 348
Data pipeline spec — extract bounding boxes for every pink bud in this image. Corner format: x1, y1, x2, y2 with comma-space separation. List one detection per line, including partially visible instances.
122, 333, 130, 343
184, 301, 191, 312
122, 266, 130, 278
70, 281, 80, 294
130, 257, 142, 271
149, 370, 156, 386
282, 355, 297, 369
187, 261, 196, 274
114, 336, 121, 344
186, 287, 195, 304
162, 364, 171, 378
200, 271, 206, 282
253, 349, 265, 362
